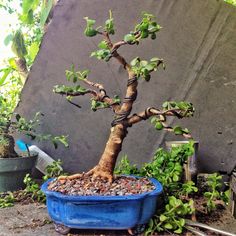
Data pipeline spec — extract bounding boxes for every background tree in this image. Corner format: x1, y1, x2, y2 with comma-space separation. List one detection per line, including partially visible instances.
54, 11, 194, 182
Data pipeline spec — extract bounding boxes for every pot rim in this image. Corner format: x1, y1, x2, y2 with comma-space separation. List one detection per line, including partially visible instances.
0, 152, 38, 160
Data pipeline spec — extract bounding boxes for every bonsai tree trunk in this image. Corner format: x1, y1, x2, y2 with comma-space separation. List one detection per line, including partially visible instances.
87, 124, 127, 182
0, 134, 18, 158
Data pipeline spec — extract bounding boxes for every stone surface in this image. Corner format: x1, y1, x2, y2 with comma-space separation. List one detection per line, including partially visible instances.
0, 203, 235, 235
15, 0, 236, 174
0, 203, 131, 236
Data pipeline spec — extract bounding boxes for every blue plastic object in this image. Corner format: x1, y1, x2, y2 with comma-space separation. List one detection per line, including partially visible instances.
41, 177, 163, 232
16, 139, 28, 151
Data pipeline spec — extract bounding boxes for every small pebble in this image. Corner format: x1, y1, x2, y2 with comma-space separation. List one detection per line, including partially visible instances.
48, 176, 155, 196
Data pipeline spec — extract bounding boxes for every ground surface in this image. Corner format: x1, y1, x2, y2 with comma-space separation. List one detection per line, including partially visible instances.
0, 203, 236, 236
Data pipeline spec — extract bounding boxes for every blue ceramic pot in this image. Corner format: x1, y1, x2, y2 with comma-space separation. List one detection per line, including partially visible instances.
41, 176, 163, 234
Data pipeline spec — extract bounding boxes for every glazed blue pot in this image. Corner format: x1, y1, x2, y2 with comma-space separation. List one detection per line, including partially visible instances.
41, 176, 163, 234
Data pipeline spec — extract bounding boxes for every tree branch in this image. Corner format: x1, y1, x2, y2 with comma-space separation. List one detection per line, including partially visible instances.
102, 32, 129, 69
125, 107, 192, 138
126, 107, 190, 126
55, 79, 121, 113
55, 90, 97, 97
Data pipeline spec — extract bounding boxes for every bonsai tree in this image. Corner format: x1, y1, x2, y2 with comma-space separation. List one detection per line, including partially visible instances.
54, 11, 194, 182
0, 112, 68, 158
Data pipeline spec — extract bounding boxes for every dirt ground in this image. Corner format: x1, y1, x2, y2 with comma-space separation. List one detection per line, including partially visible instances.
0, 203, 235, 236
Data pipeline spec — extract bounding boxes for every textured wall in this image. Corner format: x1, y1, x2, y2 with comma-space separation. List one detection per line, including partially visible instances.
15, 0, 236, 174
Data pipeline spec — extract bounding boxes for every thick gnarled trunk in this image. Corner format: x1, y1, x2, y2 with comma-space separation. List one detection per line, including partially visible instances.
93, 124, 127, 181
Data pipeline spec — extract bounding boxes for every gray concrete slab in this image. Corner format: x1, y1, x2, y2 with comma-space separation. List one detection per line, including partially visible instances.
0, 203, 236, 235
0, 203, 131, 236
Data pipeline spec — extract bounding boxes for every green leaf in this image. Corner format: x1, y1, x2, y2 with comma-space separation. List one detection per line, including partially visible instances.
22, 0, 39, 14
0, 68, 11, 86
28, 42, 39, 61
4, 33, 13, 46
40, 0, 53, 27
160, 214, 167, 222
84, 17, 98, 37
179, 218, 185, 227
162, 101, 169, 109
155, 121, 163, 130
11, 30, 27, 58
98, 40, 108, 49
145, 64, 155, 71
84, 17, 96, 27
150, 117, 157, 124
8, 58, 17, 69
20, 9, 34, 24
150, 57, 160, 62
130, 57, 140, 66
124, 34, 136, 44
173, 173, 179, 182
140, 60, 148, 67
169, 196, 178, 207
84, 28, 97, 37
104, 10, 115, 34
174, 228, 182, 234
174, 126, 183, 135
141, 30, 149, 38
164, 223, 173, 229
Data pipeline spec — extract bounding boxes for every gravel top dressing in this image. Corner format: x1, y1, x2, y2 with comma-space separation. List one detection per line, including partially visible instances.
47, 176, 155, 196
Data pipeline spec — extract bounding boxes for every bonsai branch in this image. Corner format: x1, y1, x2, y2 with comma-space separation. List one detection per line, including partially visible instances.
126, 107, 192, 138
101, 32, 129, 69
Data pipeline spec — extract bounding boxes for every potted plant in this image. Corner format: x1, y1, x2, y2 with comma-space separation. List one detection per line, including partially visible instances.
41, 11, 194, 235
0, 112, 68, 192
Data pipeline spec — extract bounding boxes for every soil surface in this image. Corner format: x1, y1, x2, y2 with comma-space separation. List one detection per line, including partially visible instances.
48, 175, 155, 196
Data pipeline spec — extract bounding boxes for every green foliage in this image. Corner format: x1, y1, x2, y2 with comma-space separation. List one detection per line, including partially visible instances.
65, 65, 90, 82
124, 12, 161, 44
91, 99, 109, 111
0, 66, 22, 118
224, 0, 236, 6
84, 10, 115, 38
115, 143, 197, 234
145, 197, 194, 235
0, 112, 69, 149
23, 160, 64, 203
23, 173, 46, 202
0, 0, 52, 117
11, 30, 27, 59
112, 95, 121, 104
203, 173, 222, 212
54, 65, 89, 97
130, 57, 165, 81
43, 159, 64, 181
150, 101, 194, 135
114, 155, 139, 175
40, 0, 53, 27
91, 49, 111, 61
90, 95, 121, 111
53, 84, 87, 94
84, 17, 98, 37
140, 142, 194, 193
178, 181, 198, 197
0, 192, 15, 208
104, 10, 115, 34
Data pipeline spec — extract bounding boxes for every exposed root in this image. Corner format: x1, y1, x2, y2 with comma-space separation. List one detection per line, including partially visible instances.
57, 165, 113, 183
58, 173, 83, 181
87, 165, 114, 183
